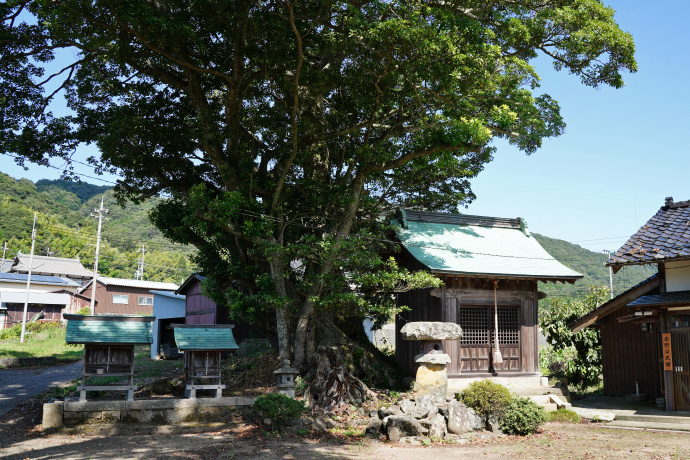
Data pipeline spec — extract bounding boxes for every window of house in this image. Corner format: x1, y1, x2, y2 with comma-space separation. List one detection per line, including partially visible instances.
138, 296, 153, 306
113, 294, 129, 304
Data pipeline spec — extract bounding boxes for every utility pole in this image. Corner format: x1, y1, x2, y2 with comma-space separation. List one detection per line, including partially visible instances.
1, 241, 7, 271
20, 213, 37, 343
89, 197, 108, 315
135, 243, 146, 280
603, 249, 613, 300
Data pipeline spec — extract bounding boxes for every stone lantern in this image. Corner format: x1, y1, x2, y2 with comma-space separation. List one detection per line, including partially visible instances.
274, 359, 300, 398
400, 321, 462, 403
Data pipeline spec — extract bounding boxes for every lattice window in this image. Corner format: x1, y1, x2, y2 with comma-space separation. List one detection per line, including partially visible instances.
458, 306, 519, 345
459, 306, 489, 345
494, 307, 519, 345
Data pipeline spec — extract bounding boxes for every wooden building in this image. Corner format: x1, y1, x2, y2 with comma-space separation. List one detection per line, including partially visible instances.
571, 197, 690, 411
392, 210, 582, 389
80, 277, 178, 315
0, 273, 81, 329
176, 274, 252, 342
65, 314, 154, 401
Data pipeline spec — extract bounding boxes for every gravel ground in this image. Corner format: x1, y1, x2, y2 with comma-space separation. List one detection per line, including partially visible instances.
2, 420, 690, 459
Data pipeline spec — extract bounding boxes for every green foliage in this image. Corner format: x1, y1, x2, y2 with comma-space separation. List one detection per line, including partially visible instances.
500, 396, 547, 436
2, 0, 637, 360
547, 409, 582, 424
539, 287, 608, 388
0, 173, 195, 283
0, 321, 63, 340
75, 307, 91, 315
458, 380, 513, 420
535, 234, 655, 300
253, 394, 308, 430
539, 345, 575, 378
35, 179, 110, 203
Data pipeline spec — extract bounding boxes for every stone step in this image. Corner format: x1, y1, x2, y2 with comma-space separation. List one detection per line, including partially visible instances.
514, 386, 569, 397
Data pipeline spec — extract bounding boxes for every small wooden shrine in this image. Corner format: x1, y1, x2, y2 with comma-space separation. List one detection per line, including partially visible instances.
64, 314, 154, 402
172, 324, 239, 398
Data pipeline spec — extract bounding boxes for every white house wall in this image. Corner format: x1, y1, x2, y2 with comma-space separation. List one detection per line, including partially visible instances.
664, 261, 690, 292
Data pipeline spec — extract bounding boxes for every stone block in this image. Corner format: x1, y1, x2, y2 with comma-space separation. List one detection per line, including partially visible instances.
414, 353, 451, 365
414, 363, 448, 403
42, 402, 64, 430
400, 322, 462, 341
385, 415, 423, 442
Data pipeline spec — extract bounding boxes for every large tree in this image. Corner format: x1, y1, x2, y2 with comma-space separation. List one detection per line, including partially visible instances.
2, 0, 635, 370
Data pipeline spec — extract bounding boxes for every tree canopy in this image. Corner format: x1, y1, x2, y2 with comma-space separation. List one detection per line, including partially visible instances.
1, 0, 636, 367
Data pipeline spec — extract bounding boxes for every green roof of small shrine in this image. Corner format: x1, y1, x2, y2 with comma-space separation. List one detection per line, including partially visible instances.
392, 210, 582, 282
173, 324, 239, 351
64, 315, 153, 344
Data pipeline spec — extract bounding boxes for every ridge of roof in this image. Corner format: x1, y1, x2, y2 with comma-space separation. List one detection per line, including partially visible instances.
12, 253, 93, 278
83, 276, 179, 290
607, 197, 690, 269
395, 208, 524, 230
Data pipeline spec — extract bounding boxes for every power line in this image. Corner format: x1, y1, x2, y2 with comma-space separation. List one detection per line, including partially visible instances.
2, 153, 120, 185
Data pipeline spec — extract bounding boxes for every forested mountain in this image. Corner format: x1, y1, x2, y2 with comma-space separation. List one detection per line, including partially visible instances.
0, 172, 655, 294
0, 173, 194, 283
534, 233, 656, 302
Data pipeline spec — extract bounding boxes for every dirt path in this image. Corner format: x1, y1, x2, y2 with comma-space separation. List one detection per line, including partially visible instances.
2, 423, 690, 460
0, 361, 82, 415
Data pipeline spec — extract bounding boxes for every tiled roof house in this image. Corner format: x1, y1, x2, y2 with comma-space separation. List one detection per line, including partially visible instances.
572, 197, 690, 411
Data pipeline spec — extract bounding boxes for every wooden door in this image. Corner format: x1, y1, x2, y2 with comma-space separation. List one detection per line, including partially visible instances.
671, 331, 690, 410
457, 305, 520, 373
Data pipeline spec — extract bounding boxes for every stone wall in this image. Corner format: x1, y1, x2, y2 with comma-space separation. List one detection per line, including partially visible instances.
43, 396, 257, 430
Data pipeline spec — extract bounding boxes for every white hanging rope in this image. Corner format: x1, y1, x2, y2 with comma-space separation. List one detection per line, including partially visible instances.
493, 280, 503, 365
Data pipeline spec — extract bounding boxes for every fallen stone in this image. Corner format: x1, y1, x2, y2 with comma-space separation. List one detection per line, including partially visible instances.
414, 353, 451, 365
325, 418, 336, 429
42, 402, 64, 430
486, 415, 501, 433
366, 418, 382, 434
312, 416, 329, 431
400, 322, 463, 341
427, 413, 447, 438
386, 415, 423, 441
378, 405, 402, 419
400, 398, 433, 419
368, 410, 379, 418
398, 436, 429, 446
447, 399, 472, 434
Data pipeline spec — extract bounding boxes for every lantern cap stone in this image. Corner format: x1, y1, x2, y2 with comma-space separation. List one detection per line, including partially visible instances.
414, 353, 451, 365
274, 359, 300, 375
400, 322, 462, 341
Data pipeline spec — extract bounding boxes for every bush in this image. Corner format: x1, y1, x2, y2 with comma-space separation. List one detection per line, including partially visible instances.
500, 396, 547, 436
75, 307, 91, 315
458, 380, 512, 420
547, 409, 581, 424
254, 394, 308, 430
0, 321, 63, 340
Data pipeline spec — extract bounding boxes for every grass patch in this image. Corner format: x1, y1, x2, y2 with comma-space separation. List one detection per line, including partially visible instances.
547, 409, 582, 423
133, 345, 183, 379
0, 322, 83, 364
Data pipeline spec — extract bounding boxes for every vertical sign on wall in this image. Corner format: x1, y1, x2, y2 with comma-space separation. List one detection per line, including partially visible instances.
662, 333, 673, 371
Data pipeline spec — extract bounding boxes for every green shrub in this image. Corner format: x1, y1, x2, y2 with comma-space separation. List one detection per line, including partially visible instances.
254, 394, 308, 430
458, 380, 512, 420
500, 397, 547, 436
75, 307, 91, 315
547, 409, 581, 424
0, 321, 63, 340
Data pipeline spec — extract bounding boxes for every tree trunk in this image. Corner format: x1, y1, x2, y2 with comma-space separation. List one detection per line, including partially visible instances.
269, 250, 291, 361
301, 311, 403, 410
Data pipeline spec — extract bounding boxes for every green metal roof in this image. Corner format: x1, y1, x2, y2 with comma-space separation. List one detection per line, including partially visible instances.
392, 210, 582, 281
173, 324, 239, 351
64, 315, 153, 344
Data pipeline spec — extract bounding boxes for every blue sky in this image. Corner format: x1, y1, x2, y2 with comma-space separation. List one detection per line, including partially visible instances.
1, 1, 684, 253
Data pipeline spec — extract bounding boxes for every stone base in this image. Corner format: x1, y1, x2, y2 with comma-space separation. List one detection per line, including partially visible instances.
414, 363, 448, 403
448, 374, 541, 393
46, 396, 257, 429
